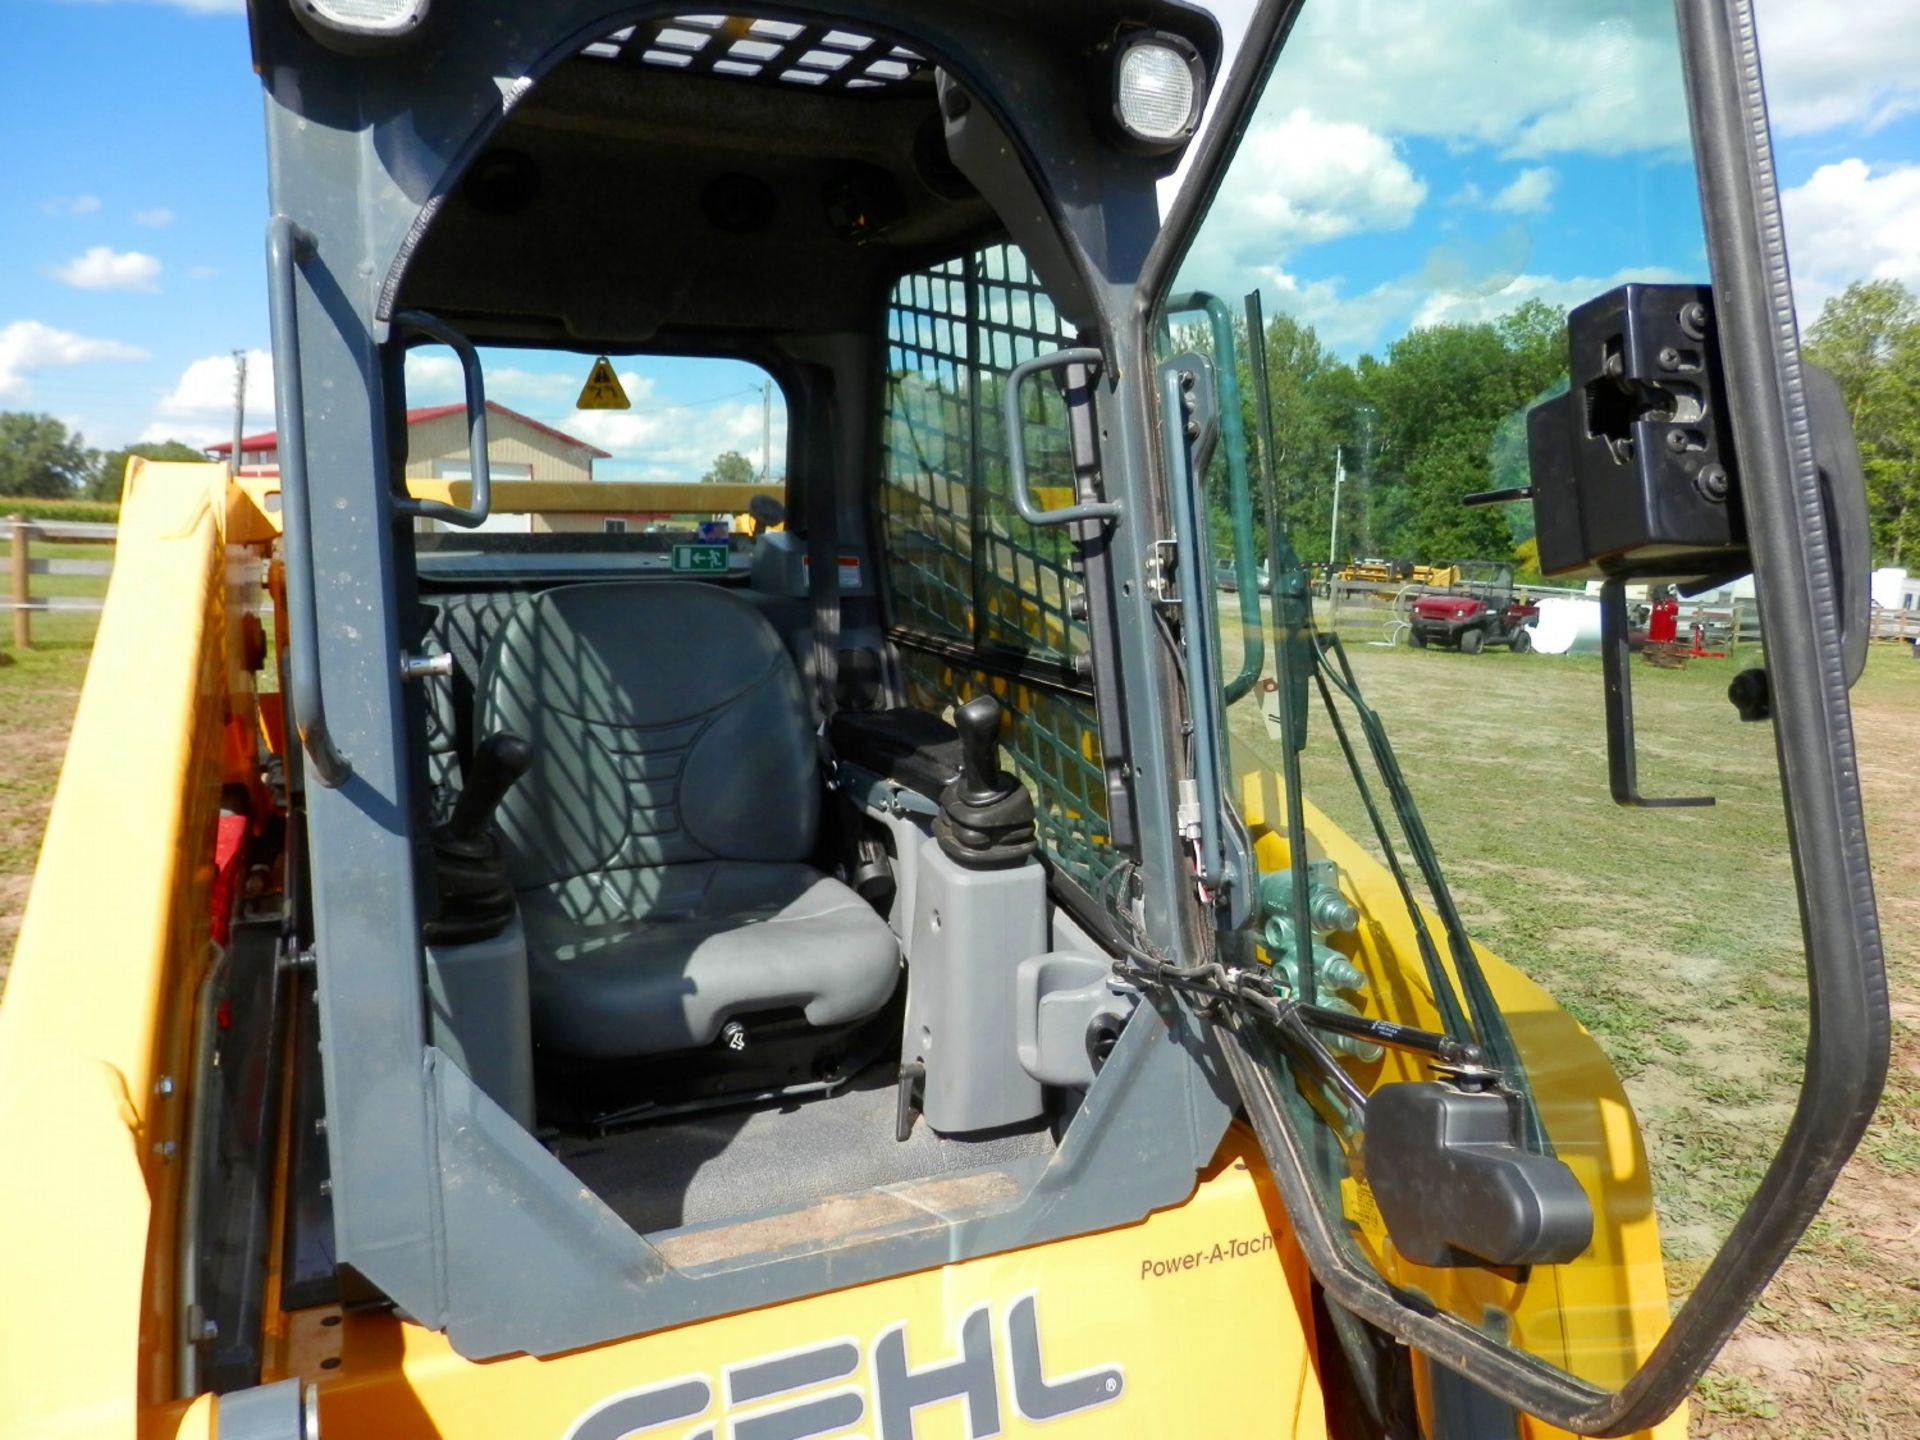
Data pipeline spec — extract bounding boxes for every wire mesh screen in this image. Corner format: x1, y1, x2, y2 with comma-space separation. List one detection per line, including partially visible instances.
881, 245, 1115, 888
897, 651, 1115, 891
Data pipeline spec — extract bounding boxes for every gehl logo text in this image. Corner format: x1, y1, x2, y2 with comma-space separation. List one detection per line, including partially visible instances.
564, 1293, 1123, 1439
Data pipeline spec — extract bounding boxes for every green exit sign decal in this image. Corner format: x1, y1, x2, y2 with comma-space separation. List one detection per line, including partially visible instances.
671, 543, 729, 574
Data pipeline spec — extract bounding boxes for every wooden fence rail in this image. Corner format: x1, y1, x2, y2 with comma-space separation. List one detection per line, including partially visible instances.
1, 516, 117, 656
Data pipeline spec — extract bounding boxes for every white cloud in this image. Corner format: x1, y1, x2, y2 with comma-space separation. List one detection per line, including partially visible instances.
569, 398, 786, 481
39, 195, 100, 218
133, 208, 176, 228
1490, 167, 1557, 215
0, 320, 147, 399
1781, 159, 1920, 319
51, 246, 162, 292
139, 420, 230, 448
1240, 2, 1692, 159
1409, 265, 1691, 332
1175, 108, 1426, 293
1752, 0, 1920, 136
1250, 258, 1692, 356
401, 350, 624, 409
158, 349, 275, 423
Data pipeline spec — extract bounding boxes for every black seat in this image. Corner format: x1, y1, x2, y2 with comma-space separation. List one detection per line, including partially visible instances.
479, 581, 899, 1060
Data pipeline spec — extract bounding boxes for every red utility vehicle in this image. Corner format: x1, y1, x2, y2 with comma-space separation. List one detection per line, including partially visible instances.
1408, 561, 1539, 654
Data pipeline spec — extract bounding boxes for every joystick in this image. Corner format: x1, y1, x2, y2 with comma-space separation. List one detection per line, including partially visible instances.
425, 731, 532, 944
443, 732, 534, 854
935, 695, 1037, 867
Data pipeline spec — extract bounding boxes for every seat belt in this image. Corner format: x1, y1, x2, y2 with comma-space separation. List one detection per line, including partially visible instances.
805, 460, 841, 725
805, 464, 892, 904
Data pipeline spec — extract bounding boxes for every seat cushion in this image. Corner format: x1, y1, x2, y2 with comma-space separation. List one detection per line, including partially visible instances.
480, 582, 821, 885
521, 861, 899, 1059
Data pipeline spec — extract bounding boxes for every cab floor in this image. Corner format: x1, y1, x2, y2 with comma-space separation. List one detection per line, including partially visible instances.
551, 1065, 1058, 1235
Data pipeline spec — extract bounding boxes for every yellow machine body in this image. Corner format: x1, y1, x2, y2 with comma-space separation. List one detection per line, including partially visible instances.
0, 465, 1684, 1438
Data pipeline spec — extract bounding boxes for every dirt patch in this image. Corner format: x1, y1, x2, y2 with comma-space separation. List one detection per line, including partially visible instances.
1692, 656, 1920, 1438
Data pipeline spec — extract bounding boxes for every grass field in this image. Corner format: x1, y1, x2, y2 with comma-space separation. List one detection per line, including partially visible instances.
1224, 616, 1920, 1437
0, 587, 1913, 1436
0, 537, 102, 971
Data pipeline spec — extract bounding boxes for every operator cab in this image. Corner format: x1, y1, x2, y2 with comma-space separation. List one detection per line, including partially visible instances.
233, 0, 1886, 1427
360, 8, 1201, 1226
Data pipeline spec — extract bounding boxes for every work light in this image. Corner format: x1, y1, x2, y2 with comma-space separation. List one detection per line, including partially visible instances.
1112, 32, 1204, 150
295, 0, 428, 43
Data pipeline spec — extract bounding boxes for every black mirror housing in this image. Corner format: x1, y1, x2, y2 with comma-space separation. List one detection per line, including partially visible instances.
1527, 283, 1748, 587
1365, 1082, 1594, 1269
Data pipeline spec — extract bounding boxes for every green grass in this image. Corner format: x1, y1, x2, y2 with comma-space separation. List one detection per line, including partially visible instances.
1221, 612, 1920, 1264
0, 645, 92, 984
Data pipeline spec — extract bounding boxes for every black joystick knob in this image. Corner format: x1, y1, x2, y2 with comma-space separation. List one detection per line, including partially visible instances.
954, 693, 1015, 805
936, 695, 1036, 868
445, 732, 533, 850
425, 732, 532, 947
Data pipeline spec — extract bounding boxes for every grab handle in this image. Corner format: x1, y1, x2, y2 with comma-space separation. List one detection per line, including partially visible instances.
392, 309, 493, 529
266, 215, 351, 789
1002, 348, 1121, 527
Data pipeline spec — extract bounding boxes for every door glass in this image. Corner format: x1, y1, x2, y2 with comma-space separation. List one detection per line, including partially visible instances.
1159, 0, 1805, 1394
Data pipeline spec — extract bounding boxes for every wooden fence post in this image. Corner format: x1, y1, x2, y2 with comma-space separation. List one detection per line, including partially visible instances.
8, 515, 29, 653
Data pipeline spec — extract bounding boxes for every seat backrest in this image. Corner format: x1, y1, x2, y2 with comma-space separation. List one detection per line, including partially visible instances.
479, 581, 820, 891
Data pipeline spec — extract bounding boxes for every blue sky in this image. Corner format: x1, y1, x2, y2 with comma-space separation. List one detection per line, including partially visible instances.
2, 0, 1917, 467
1178, 0, 1920, 358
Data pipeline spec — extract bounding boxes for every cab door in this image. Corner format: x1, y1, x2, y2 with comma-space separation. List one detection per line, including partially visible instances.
1132, 0, 1887, 1432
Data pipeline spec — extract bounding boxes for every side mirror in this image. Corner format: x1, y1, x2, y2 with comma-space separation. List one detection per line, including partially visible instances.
1365, 1082, 1594, 1269
1498, 285, 1877, 807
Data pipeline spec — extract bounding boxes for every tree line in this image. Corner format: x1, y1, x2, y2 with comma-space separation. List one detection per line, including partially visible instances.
1804, 280, 1920, 568
1197, 280, 1920, 578
8, 280, 1916, 569
1188, 298, 1570, 576
0, 412, 204, 502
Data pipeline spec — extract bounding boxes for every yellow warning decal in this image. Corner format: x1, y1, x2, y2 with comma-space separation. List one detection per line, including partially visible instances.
576, 356, 630, 410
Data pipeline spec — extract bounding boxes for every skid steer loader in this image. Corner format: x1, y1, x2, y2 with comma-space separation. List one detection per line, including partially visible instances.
0, 1, 1886, 1436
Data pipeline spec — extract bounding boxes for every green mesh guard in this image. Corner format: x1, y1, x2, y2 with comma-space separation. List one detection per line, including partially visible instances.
881, 245, 1118, 891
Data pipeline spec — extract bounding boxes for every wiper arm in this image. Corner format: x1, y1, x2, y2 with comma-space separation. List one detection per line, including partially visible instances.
1311, 630, 1546, 1151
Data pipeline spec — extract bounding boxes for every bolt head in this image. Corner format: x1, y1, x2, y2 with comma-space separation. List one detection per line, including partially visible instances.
1696, 464, 1731, 502
1665, 428, 1689, 453
1679, 301, 1709, 339
1657, 346, 1682, 371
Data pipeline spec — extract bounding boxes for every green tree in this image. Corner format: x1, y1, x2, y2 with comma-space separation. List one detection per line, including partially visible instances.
1805, 279, 1920, 566
702, 449, 756, 486
0, 412, 98, 498
90, 439, 206, 501
1357, 301, 1566, 563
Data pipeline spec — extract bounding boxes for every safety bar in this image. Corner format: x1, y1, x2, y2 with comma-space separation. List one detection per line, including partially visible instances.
1002, 348, 1122, 526
1166, 291, 1264, 703
265, 216, 351, 789
391, 309, 493, 529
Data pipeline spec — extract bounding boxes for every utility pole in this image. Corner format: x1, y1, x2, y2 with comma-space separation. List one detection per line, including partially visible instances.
228, 350, 248, 478
1327, 445, 1345, 566
760, 380, 772, 481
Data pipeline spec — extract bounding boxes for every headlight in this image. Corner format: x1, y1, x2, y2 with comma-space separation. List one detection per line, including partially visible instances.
1112, 32, 1205, 150
295, 0, 428, 42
